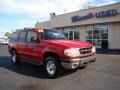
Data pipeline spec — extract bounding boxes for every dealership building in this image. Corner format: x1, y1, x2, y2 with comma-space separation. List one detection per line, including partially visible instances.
35, 3, 120, 49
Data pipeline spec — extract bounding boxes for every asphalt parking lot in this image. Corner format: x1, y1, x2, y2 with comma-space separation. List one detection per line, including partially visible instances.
0, 45, 120, 90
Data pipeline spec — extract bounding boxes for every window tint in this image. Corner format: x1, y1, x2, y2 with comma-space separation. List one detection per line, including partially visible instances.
9, 32, 18, 42
27, 30, 37, 42
18, 31, 27, 42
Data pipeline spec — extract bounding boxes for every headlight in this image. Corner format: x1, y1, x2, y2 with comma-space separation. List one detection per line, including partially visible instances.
92, 46, 96, 53
64, 48, 80, 57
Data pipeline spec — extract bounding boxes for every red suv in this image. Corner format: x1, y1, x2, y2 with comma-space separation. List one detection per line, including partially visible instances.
8, 28, 96, 78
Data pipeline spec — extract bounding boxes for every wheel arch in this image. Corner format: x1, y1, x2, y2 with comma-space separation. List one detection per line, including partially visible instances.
43, 51, 60, 63
10, 48, 17, 55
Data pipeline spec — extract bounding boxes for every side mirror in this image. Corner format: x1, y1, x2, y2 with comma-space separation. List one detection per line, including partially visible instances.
30, 37, 39, 42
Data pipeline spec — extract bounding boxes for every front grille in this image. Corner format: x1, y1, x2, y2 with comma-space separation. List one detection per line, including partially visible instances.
79, 47, 92, 55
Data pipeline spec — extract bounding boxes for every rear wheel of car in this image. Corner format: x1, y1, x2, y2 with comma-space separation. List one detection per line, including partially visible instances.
45, 56, 62, 78
11, 50, 19, 64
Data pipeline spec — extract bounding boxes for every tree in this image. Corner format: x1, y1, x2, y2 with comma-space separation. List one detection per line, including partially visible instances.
5, 32, 11, 38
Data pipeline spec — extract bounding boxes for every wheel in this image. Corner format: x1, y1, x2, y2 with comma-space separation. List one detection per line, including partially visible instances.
44, 56, 62, 78
11, 50, 19, 64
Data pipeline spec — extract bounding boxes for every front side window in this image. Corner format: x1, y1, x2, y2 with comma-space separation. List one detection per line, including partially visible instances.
27, 30, 37, 42
40, 29, 66, 40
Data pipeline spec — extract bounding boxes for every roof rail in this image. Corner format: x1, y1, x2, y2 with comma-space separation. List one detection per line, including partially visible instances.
24, 27, 33, 29
16, 29, 23, 31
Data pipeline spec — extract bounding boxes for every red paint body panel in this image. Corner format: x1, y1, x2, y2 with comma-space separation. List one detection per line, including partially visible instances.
8, 28, 95, 64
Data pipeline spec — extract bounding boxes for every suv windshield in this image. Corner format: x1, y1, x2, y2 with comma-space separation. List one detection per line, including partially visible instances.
39, 29, 66, 40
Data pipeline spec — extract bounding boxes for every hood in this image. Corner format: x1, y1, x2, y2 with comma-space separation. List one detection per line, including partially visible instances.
44, 40, 93, 48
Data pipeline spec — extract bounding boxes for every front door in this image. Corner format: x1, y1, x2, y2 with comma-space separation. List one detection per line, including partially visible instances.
26, 30, 42, 62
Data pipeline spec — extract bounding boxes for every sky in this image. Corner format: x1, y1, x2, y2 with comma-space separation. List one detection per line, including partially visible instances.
0, 0, 120, 37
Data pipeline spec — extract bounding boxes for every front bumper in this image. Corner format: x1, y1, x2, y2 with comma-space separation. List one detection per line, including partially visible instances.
61, 55, 96, 69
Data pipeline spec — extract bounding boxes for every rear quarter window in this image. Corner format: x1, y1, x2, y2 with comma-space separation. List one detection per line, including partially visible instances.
9, 32, 18, 42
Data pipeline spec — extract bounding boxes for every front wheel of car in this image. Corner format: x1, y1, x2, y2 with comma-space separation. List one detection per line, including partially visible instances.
11, 50, 19, 64
45, 56, 62, 78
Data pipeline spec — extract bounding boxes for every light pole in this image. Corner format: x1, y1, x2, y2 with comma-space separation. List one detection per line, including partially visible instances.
1, 32, 3, 38
2, 32, 3, 38
0, 32, 3, 38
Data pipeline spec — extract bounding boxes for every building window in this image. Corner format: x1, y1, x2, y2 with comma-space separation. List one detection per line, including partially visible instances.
63, 28, 69, 38
101, 25, 108, 39
63, 27, 80, 40
86, 24, 108, 49
74, 27, 80, 40
69, 30, 73, 40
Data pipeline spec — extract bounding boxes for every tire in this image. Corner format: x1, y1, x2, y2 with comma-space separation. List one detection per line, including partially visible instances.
44, 56, 62, 78
11, 50, 19, 64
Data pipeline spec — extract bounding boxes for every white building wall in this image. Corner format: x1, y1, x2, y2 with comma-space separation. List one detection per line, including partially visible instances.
35, 21, 51, 28
35, 3, 120, 28
50, 3, 120, 28
80, 26, 86, 41
109, 22, 120, 49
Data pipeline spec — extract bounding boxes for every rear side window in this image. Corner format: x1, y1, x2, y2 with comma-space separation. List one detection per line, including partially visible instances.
18, 31, 27, 42
9, 32, 18, 42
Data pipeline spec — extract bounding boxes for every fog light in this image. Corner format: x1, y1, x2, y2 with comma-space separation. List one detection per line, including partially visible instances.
72, 62, 79, 69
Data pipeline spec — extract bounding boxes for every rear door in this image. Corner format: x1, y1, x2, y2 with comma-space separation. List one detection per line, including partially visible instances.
17, 30, 27, 58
